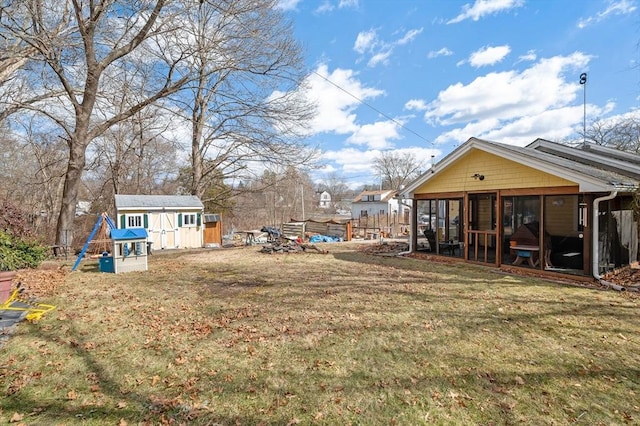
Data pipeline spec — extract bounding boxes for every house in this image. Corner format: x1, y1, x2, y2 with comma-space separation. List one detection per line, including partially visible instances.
351, 189, 401, 219
318, 191, 332, 209
401, 137, 640, 281
351, 189, 411, 238
114, 194, 204, 250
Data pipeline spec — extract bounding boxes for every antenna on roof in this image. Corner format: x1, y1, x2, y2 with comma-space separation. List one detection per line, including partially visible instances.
430, 155, 435, 174
579, 72, 587, 148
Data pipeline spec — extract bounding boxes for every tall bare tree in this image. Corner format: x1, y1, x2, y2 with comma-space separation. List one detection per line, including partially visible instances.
373, 151, 423, 192
175, 0, 317, 200
318, 173, 352, 212
0, 0, 193, 247
582, 114, 640, 154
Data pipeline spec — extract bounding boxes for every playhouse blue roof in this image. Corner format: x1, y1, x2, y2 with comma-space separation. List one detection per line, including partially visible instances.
110, 228, 148, 240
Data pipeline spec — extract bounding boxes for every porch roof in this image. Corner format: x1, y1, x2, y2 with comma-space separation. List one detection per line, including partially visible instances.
402, 137, 640, 197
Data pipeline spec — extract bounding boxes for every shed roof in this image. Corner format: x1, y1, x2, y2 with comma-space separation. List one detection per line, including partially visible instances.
402, 137, 640, 197
115, 194, 204, 210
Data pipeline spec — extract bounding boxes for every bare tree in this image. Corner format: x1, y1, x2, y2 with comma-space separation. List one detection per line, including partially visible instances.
174, 0, 317, 200
373, 151, 423, 192
0, 0, 194, 247
318, 173, 351, 212
88, 107, 181, 201
580, 114, 640, 154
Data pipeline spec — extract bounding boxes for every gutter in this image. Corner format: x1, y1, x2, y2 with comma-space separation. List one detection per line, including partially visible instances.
592, 191, 625, 291
397, 199, 413, 256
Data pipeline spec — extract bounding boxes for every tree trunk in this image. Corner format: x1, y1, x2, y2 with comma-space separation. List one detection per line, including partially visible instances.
55, 142, 87, 249
191, 117, 204, 198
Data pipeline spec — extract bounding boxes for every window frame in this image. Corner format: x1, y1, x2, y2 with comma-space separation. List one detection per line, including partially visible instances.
127, 214, 143, 228
183, 213, 197, 227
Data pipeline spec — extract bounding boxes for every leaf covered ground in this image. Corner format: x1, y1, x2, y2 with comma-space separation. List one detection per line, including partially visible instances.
1, 242, 639, 425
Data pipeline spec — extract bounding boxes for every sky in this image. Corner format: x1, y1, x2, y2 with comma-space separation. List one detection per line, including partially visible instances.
276, 0, 640, 189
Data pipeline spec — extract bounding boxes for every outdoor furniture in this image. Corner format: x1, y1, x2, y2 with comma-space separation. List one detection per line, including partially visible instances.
511, 245, 540, 267
439, 241, 461, 256
423, 229, 437, 252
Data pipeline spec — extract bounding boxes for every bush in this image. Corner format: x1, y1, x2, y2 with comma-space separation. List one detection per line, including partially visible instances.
0, 230, 48, 271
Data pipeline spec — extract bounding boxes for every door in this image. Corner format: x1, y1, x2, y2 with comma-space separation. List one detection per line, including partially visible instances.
162, 212, 178, 249
466, 193, 498, 264
148, 212, 178, 249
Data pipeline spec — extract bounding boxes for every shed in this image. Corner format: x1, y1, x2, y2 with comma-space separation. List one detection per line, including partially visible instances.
114, 194, 204, 250
104, 228, 148, 274
203, 214, 222, 247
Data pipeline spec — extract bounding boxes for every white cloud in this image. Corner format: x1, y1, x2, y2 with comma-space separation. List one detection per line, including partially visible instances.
346, 119, 404, 150
404, 99, 428, 111
517, 50, 537, 63
368, 50, 392, 67
447, 0, 524, 24
339, 0, 359, 8
425, 52, 599, 145
322, 146, 440, 180
354, 27, 422, 68
468, 45, 511, 67
428, 47, 454, 59
354, 29, 378, 54
578, 0, 637, 28
304, 64, 384, 135
315, 2, 334, 13
275, 0, 302, 11
322, 148, 382, 174
397, 28, 424, 45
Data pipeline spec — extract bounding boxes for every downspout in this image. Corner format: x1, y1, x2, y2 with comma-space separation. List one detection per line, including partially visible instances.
592, 191, 625, 291
397, 200, 413, 256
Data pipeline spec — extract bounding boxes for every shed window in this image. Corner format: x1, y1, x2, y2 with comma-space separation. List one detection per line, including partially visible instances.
183, 213, 197, 226
127, 215, 142, 228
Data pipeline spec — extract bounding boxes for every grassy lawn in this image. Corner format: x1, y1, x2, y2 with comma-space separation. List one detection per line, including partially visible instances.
1, 242, 639, 425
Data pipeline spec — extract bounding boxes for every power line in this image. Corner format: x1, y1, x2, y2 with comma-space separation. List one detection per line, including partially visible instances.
228, 7, 434, 147
312, 70, 434, 147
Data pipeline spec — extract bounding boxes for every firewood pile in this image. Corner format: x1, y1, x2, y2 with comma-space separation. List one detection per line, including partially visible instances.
260, 239, 328, 255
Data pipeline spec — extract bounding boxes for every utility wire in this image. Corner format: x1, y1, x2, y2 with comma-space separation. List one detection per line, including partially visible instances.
229, 8, 434, 147
312, 70, 434, 147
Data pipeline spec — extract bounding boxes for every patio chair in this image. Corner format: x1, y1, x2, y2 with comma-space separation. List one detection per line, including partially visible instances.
423, 229, 437, 252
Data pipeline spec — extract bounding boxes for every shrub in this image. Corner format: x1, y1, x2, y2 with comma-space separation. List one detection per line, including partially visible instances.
0, 230, 48, 271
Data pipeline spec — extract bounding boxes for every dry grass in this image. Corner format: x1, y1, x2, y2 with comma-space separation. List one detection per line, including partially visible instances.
1, 242, 639, 425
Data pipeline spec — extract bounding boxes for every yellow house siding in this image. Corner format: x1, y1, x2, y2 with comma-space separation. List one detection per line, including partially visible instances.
415, 149, 578, 194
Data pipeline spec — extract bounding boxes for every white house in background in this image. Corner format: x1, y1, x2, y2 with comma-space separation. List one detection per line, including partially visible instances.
318, 191, 332, 208
351, 189, 408, 219
114, 194, 204, 250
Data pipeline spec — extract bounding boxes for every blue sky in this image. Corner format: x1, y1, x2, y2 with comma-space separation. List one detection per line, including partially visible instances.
276, 0, 639, 188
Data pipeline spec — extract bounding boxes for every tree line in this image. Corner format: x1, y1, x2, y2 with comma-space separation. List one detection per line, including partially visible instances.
0, 0, 317, 246
2, 1, 638, 247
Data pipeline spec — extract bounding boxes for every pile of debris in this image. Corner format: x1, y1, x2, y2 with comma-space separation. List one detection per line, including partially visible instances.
601, 262, 640, 291
359, 241, 409, 255
260, 238, 328, 255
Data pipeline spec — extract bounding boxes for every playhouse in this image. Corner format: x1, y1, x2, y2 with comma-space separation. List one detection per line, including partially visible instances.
99, 228, 149, 274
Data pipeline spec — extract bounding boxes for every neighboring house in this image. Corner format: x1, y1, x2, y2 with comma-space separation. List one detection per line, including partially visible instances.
351, 189, 405, 219
401, 137, 640, 281
75, 200, 91, 216
114, 194, 204, 250
318, 191, 332, 209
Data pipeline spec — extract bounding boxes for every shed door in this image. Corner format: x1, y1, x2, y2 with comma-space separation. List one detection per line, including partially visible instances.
148, 212, 178, 249
162, 212, 178, 249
